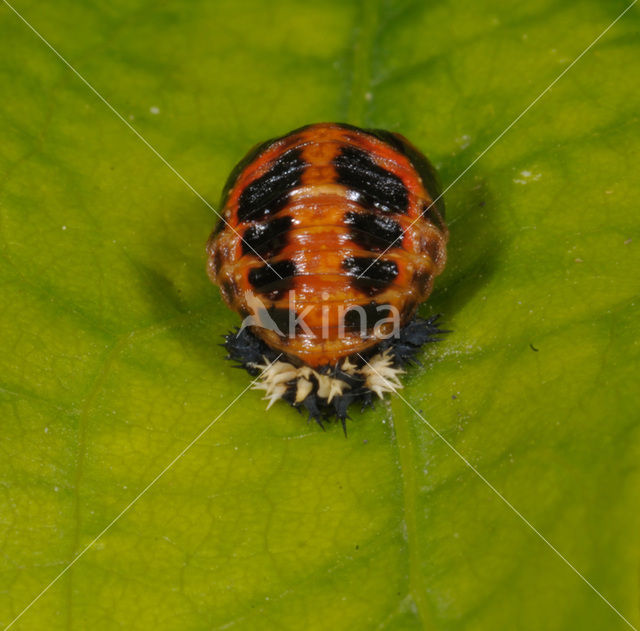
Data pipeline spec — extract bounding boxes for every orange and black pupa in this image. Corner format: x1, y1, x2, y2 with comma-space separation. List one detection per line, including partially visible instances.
206, 123, 448, 429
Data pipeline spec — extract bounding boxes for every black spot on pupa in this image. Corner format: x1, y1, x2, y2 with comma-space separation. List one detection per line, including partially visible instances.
344, 211, 403, 252
211, 217, 226, 236
220, 276, 240, 303
241, 215, 292, 259
237, 148, 306, 223
334, 146, 409, 214
343, 301, 390, 331
364, 128, 409, 155
400, 299, 417, 320
423, 235, 444, 264
266, 306, 294, 336
413, 269, 432, 295
262, 306, 311, 337
212, 248, 223, 275
343, 256, 398, 296
366, 128, 446, 222
248, 259, 297, 298
219, 139, 276, 209
422, 201, 446, 232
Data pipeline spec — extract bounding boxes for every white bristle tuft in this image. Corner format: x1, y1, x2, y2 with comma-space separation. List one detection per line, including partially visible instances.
250, 348, 405, 409
360, 348, 405, 398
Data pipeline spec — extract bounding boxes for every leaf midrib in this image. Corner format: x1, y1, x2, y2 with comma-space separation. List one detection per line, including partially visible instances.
346, 0, 379, 126
346, 4, 439, 626
390, 397, 439, 629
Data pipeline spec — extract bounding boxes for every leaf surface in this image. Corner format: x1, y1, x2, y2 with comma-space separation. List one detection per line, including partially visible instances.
1, 1, 639, 629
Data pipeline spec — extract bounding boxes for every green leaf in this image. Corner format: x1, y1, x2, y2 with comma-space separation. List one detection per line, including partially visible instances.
1, 1, 639, 630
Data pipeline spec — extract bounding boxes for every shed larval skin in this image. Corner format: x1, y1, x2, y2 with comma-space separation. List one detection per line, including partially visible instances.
207, 122, 448, 368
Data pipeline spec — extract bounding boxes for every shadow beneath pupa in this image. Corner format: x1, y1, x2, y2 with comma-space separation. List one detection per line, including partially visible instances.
121, 195, 232, 368
421, 170, 502, 321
